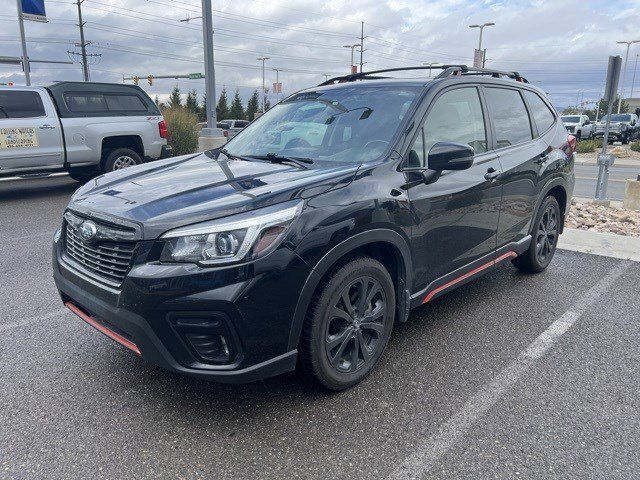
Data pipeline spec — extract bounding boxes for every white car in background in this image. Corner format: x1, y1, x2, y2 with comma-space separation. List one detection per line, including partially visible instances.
560, 114, 594, 140
218, 119, 249, 139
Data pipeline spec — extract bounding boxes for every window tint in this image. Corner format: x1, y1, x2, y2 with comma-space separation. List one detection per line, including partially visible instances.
105, 94, 146, 112
484, 88, 533, 148
407, 128, 425, 168
0, 91, 45, 118
423, 87, 487, 155
235, 120, 249, 128
65, 93, 108, 113
523, 90, 555, 133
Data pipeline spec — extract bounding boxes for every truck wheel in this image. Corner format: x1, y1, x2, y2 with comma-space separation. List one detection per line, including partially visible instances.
576, 130, 582, 140
103, 148, 141, 173
299, 256, 395, 390
622, 134, 630, 145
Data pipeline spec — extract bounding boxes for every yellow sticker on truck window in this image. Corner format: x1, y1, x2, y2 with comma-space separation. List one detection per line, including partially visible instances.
0, 127, 39, 149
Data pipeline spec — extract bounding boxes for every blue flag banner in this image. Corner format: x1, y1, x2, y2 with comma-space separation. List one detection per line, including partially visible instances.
21, 0, 47, 23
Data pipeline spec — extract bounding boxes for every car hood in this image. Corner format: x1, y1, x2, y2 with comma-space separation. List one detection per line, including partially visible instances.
69, 152, 359, 239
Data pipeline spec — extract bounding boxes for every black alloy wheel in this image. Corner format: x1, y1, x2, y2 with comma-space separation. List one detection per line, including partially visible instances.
324, 276, 386, 373
300, 256, 395, 390
535, 204, 558, 264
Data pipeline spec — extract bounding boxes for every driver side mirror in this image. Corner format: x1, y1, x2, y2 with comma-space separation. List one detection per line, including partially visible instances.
427, 142, 474, 171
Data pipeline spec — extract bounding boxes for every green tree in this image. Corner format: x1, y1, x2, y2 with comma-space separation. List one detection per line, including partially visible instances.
185, 89, 199, 116
217, 88, 230, 120
584, 97, 630, 120
168, 85, 182, 109
229, 88, 245, 119
246, 89, 260, 121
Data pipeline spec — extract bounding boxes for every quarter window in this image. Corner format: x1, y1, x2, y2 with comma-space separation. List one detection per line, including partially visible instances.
484, 88, 533, 148
423, 87, 487, 155
0, 91, 45, 118
523, 90, 556, 133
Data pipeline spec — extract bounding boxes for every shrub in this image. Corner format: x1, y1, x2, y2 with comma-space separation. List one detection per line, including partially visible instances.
631, 141, 640, 152
163, 107, 198, 156
576, 139, 597, 153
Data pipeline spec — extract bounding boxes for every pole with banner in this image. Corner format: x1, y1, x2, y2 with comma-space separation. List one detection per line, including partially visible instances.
595, 55, 622, 201
16, 0, 48, 85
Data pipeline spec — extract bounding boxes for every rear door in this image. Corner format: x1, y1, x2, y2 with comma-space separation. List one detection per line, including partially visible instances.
405, 86, 503, 290
0, 89, 63, 172
483, 87, 548, 248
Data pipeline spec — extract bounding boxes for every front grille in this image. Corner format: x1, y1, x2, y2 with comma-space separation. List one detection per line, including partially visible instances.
63, 221, 136, 288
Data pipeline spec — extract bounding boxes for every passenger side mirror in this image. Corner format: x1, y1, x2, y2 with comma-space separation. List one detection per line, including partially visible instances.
427, 142, 474, 171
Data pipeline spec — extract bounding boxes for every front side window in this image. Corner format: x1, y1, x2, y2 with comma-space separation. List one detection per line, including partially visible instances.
523, 90, 555, 133
484, 88, 533, 148
423, 87, 487, 155
0, 91, 45, 118
224, 85, 420, 163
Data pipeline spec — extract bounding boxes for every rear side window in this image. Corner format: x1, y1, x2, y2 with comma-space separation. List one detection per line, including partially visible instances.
484, 88, 533, 148
104, 94, 146, 112
235, 120, 249, 128
0, 91, 45, 118
523, 90, 556, 133
65, 93, 108, 113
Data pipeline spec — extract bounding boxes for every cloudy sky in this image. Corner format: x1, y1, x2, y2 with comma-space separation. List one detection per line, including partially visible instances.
1, 0, 639, 109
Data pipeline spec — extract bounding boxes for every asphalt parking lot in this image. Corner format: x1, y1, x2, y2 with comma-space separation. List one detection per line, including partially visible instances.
1, 175, 639, 479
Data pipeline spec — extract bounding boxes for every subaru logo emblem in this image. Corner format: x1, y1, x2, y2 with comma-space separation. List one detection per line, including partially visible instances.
78, 221, 97, 241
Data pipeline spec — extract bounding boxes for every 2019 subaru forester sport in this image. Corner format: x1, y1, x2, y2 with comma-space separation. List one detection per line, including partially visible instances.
53, 65, 575, 390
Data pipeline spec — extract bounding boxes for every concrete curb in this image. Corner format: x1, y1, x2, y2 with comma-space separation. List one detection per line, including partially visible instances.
558, 228, 640, 262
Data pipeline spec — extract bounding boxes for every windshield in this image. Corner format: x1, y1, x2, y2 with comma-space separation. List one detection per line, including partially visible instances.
561, 116, 580, 123
601, 114, 631, 122
223, 85, 421, 163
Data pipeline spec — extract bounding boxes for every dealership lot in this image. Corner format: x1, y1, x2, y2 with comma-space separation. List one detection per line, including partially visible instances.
1, 176, 639, 479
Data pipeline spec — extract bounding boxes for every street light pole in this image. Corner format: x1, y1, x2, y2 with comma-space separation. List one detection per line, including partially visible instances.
422, 62, 440, 78
201, 0, 218, 129
16, 0, 31, 85
469, 22, 494, 67
616, 40, 640, 113
631, 53, 639, 99
257, 57, 269, 112
343, 44, 361, 73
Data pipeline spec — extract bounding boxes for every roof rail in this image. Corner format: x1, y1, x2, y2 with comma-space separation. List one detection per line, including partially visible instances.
318, 65, 528, 86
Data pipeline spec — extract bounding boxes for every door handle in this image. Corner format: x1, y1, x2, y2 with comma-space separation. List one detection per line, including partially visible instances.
484, 167, 501, 181
39, 124, 56, 130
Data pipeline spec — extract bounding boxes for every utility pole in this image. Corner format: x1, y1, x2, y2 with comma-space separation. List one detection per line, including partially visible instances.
616, 40, 640, 113
359, 22, 364, 73
343, 44, 361, 73
76, 0, 90, 81
201, 0, 218, 129
257, 57, 269, 112
16, 0, 31, 85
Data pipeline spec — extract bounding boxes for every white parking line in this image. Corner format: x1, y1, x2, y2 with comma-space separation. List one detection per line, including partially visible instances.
388, 260, 633, 480
0, 308, 67, 334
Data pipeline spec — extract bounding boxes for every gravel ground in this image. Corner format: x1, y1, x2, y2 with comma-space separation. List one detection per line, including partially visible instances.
566, 199, 640, 237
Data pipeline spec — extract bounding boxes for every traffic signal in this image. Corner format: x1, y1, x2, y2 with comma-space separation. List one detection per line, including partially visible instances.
147, 75, 153, 86
133, 76, 139, 85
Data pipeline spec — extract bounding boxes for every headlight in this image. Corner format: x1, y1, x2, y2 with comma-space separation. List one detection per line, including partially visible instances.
160, 201, 303, 266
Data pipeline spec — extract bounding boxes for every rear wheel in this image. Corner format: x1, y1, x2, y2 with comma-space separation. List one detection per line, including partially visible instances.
103, 148, 141, 173
513, 196, 561, 273
299, 256, 395, 390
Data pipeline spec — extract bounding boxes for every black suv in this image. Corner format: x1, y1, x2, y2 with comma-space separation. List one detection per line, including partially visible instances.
53, 66, 575, 390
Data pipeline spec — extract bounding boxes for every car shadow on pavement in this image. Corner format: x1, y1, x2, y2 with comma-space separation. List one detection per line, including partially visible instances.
0, 176, 78, 201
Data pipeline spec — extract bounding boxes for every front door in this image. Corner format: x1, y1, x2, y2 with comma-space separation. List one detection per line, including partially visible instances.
0, 90, 64, 173
405, 86, 503, 292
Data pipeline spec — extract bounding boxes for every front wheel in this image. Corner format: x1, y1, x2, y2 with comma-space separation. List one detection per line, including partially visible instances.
299, 256, 396, 390
513, 196, 561, 273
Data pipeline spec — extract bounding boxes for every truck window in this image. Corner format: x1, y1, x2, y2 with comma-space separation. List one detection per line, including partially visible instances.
0, 91, 45, 118
65, 93, 108, 113
105, 94, 146, 112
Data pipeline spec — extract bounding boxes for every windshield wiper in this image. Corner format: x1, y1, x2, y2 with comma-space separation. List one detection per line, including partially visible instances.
249, 153, 314, 169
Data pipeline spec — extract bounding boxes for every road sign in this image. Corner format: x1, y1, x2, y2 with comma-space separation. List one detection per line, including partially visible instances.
603, 56, 621, 104
188, 72, 204, 80
21, 0, 47, 23
473, 49, 484, 68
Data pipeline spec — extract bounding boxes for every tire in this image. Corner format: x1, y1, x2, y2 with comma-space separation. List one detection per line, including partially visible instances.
512, 196, 561, 274
575, 130, 582, 141
299, 256, 396, 390
103, 148, 142, 173
68, 168, 97, 184
622, 133, 630, 145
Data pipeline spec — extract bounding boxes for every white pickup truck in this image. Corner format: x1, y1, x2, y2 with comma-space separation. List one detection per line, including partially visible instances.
560, 114, 594, 140
0, 82, 171, 182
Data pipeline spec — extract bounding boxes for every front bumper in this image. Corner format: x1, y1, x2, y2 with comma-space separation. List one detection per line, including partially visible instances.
52, 234, 311, 383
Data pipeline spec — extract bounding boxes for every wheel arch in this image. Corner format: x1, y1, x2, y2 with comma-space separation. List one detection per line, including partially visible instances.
535, 178, 568, 234
100, 135, 144, 165
287, 229, 413, 351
